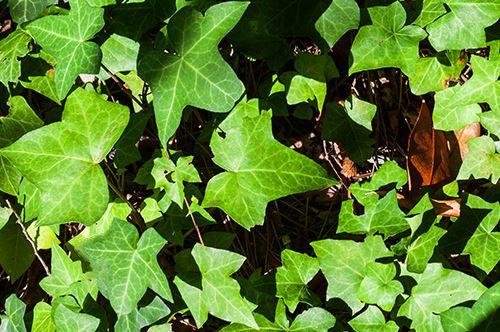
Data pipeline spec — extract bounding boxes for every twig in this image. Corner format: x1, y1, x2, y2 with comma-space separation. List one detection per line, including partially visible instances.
101, 64, 145, 109
5, 199, 51, 276
183, 196, 204, 246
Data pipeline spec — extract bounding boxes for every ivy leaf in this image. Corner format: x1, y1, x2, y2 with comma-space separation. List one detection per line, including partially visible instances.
100, 34, 139, 75
406, 220, 447, 273
53, 305, 99, 332
7, 0, 57, 24
312, 236, 392, 314
457, 136, 500, 183
76, 220, 172, 315
434, 55, 499, 131
349, 1, 426, 76
349, 306, 399, 332
479, 111, 500, 138
138, 1, 248, 145
440, 282, 500, 332
115, 296, 170, 332
462, 195, 500, 274
408, 51, 466, 95
27, 0, 105, 99
276, 250, 320, 312
424, 0, 500, 51
113, 112, 150, 169
1, 89, 129, 226
0, 96, 43, 195
203, 99, 336, 229
0, 30, 31, 86
322, 99, 376, 164
284, 73, 327, 112
357, 262, 403, 311
315, 0, 359, 47
31, 302, 55, 332
0, 294, 27, 332
338, 190, 408, 237
39, 244, 97, 307
288, 307, 336, 331
0, 219, 35, 282
398, 263, 486, 332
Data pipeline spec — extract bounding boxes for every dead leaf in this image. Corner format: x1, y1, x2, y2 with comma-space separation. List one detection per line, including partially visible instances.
454, 122, 481, 160
407, 102, 452, 190
431, 198, 461, 217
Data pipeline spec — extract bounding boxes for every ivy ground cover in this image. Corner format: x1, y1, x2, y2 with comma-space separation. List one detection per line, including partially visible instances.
0, 0, 499, 331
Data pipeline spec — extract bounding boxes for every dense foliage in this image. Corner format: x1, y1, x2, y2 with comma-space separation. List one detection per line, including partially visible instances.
0, 0, 499, 331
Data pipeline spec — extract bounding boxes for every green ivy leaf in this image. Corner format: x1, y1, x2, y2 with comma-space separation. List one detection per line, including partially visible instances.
76, 220, 172, 315
408, 51, 466, 95
338, 190, 408, 237
203, 99, 336, 229
0, 218, 35, 282
39, 244, 97, 307
457, 136, 500, 183
276, 250, 320, 312
406, 221, 447, 273
398, 263, 487, 332
349, 1, 426, 76
479, 111, 500, 138
357, 262, 403, 311
31, 302, 55, 332
1, 89, 129, 226
53, 305, 99, 332
0, 294, 27, 332
284, 73, 327, 112
0, 96, 43, 195
115, 296, 170, 332
322, 99, 376, 164
27, 0, 105, 99
100, 34, 139, 76
113, 112, 150, 169
462, 195, 500, 274
7, 0, 57, 24
349, 306, 398, 332
138, 1, 248, 145
424, 0, 500, 51
0, 30, 31, 86
434, 55, 499, 131
315, 0, 359, 47
288, 307, 336, 331
440, 282, 500, 332
312, 236, 392, 313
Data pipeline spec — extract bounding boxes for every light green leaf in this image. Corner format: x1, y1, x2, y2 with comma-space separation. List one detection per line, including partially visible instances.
0, 219, 35, 282
338, 190, 408, 237
412, 0, 447, 27
312, 236, 392, 313
398, 263, 487, 332
76, 220, 172, 315
7, 0, 57, 23
408, 51, 466, 95
115, 296, 170, 332
322, 100, 375, 164
357, 262, 403, 311
289, 307, 336, 331
315, 0, 359, 47
434, 55, 499, 131
20, 65, 60, 104
39, 244, 97, 306
53, 305, 99, 332
0, 294, 27, 332
349, 306, 399, 332
276, 250, 320, 312
425, 0, 500, 51
462, 195, 500, 274
191, 244, 258, 328
138, 1, 248, 145
0, 207, 11, 231
285, 74, 327, 112
479, 111, 500, 138
27, 0, 105, 99
31, 302, 55, 332
100, 34, 139, 75
0, 96, 43, 195
457, 136, 500, 183
440, 282, 500, 332
1, 89, 129, 226
0, 30, 31, 86
349, 1, 426, 76
203, 99, 336, 229
406, 221, 447, 273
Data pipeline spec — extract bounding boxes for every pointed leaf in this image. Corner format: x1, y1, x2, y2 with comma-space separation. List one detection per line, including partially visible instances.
53, 305, 99, 332
138, 1, 248, 144
315, 0, 359, 47
76, 220, 172, 315
1, 89, 129, 226
31, 302, 55, 332
289, 307, 336, 331
0, 219, 35, 281
203, 99, 336, 229
27, 0, 105, 99
349, 306, 398, 332
0, 30, 31, 86
7, 0, 57, 24
0, 294, 27, 332
349, 1, 426, 76
357, 262, 403, 311
457, 136, 500, 183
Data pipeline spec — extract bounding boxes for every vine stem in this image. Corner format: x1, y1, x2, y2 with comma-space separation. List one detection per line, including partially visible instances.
5, 199, 50, 276
183, 196, 204, 246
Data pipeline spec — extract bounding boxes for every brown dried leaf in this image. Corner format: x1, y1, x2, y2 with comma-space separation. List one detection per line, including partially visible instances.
431, 198, 461, 217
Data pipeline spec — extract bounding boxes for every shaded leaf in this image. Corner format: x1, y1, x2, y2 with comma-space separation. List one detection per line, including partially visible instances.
0, 30, 31, 86
0, 218, 35, 282
315, 0, 359, 47
7, 0, 57, 24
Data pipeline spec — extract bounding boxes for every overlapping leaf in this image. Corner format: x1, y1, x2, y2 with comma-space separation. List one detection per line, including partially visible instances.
357, 262, 403, 311
53, 305, 99, 332
203, 99, 336, 229
457, 136, 499, 183
138, 1, 248, 145
27, 0, 105, 99
349, 306, 399, 332
315, 0, 359, 47
1, 89, 129, 226
0, 30, 31, 86
7, 0, 57, 24
349, 1, 426, 76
